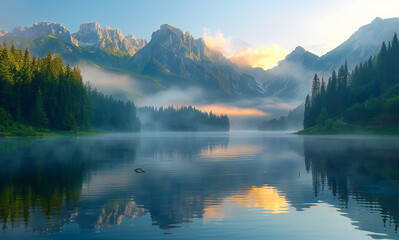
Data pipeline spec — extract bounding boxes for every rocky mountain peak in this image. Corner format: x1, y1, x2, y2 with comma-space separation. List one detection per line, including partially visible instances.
283, 46, 318, 65
292, 46, 306, 54
72, 22, 146, 55
73, 22, 103, 44
146, 24, 221, 62
126, 33, 136, 40
11, 21, 78, 45
125, 33, 147, 51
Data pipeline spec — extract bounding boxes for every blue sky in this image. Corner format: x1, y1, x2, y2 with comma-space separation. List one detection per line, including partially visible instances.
1, 0, 399, 56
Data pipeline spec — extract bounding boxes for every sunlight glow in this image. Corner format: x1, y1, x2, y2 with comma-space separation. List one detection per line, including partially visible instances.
232, 186, 289, 214
228, 45, 289, 70
197, 105, 268, 117
203, 28, 229, 54
200, 145, 263, 159
203, 185, 289, 221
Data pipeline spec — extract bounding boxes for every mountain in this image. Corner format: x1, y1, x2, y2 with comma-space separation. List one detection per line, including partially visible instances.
0, 22, 262, 101
248, 17, 399, 101
73, 22, 147, 56
314, 17, 399, 72
245, 46, 319, 99
300, 32, 399, 134
10, 21, 78, 46
131, 24, 262, 97
2, 18, 399, 105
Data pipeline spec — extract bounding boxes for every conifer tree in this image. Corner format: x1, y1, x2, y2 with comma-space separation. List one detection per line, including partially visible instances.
31, 89, 49, 128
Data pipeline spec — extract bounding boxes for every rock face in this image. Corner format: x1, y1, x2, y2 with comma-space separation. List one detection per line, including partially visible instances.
132, 24, 262, 96
125, 33, 147, 54
0, 29, 7, 37
73, 22, 147, 55
11, 21, 78, 46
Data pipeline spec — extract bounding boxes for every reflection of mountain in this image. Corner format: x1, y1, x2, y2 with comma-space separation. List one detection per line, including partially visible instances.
76, 199, 147, 231
304, 137, 399, 239
0, 134, 304, 232
2, 134, 399, 239
116, 134, 305, 229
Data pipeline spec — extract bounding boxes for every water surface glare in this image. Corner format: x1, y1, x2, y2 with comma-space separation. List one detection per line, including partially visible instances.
1, 131, 399, 239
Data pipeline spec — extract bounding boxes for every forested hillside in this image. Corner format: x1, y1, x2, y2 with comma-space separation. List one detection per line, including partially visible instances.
138, 106, 230, 132
302, 33, 399, 133
0, 42, 139, 135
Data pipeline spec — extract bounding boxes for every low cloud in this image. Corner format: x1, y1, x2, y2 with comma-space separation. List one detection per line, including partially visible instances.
203, 28, 230, 55
137, 87, 204, 107
228, 45, 288, 70
80, 64, 142, 100
202, 28, 288, 70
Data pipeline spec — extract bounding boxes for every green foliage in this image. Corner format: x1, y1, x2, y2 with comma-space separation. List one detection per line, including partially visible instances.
303, 33, 399, 132
0, 43, 140, 136
316, 108, 329, 126
30, 89, 49, 129
88, 87, 140, 131
138, 106, 229, 132
0, 108, 39, 136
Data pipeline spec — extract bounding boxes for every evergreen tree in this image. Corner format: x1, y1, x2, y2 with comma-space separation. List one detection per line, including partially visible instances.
0, 43, 140, 133
304, 94, 311, 129
303, 33, 399, 129
30, 89, 49, 128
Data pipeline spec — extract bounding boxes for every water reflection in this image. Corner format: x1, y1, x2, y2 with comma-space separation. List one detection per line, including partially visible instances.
0, 133, 399, 239
203, 185, 289, 222
0, 135, 140, 234
303, 136, 399, 238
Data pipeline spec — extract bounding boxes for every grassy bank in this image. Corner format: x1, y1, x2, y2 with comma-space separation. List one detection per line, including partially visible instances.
295, 119, 399, 135
0, 129, 106, 138
0, 122, 106, 138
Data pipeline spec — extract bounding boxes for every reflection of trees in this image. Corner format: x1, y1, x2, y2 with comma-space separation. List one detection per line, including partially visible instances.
0, 136, 139, 233
138, 133, 230, 161
0, 134, 232, 233
304, 137, 399, 235
127, 135, 303, 229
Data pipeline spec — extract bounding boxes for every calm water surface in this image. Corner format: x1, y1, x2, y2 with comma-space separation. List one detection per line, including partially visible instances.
1, 131, 399, 239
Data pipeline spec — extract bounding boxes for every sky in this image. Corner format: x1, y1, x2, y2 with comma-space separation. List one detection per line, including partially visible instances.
1, 0, 399, 70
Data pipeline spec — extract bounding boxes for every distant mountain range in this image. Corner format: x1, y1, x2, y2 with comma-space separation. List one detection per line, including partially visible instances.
1, 17, 399, 103
247, 17, 399, 100
0, 22, 262, 101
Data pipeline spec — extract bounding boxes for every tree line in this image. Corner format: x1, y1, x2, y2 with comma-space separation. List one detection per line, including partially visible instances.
0, 42, 139, 135
304, 33, 399, 129
138, 105, 230, 131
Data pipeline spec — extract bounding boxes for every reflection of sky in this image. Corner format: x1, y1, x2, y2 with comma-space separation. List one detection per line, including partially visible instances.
1, 133, 399, 239
203, 185, 289, 222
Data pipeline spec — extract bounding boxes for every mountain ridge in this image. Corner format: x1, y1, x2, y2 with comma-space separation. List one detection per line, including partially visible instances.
2, 17, 399, 104
247, 17, 399, 101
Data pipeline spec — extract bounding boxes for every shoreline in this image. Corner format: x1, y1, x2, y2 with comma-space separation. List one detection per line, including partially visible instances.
295, 122, 399, 135
0, 130, 107, 138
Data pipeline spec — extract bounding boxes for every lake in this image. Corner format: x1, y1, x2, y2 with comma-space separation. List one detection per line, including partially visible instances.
1, 132, 399, 240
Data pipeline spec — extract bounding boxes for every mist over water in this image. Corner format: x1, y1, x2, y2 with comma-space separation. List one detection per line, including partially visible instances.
79, 64, 303, 130
1, 132, 399, 239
